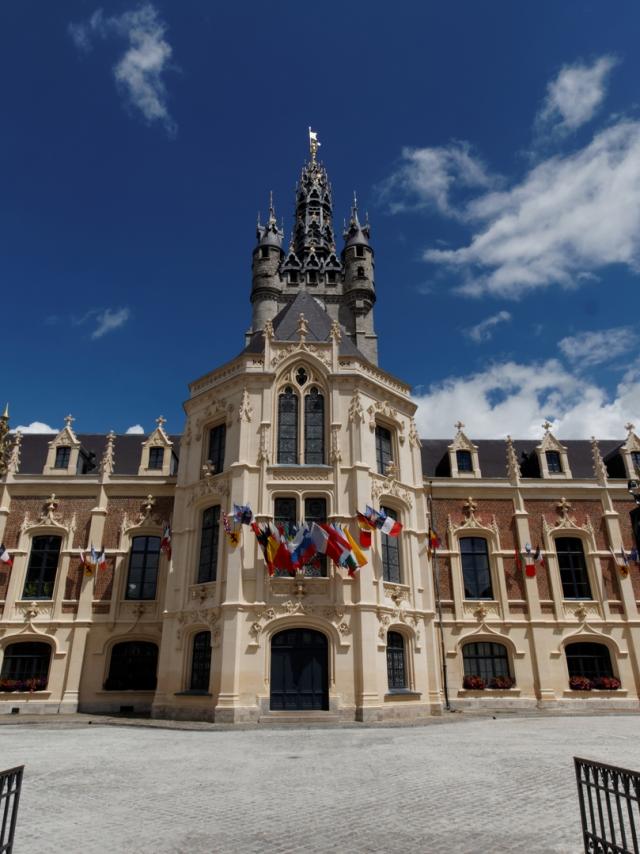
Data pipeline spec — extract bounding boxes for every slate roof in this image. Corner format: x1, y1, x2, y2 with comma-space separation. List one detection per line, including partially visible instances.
243, 291, 366, 359
420, 439, 628, 480
16, 434, 181, 476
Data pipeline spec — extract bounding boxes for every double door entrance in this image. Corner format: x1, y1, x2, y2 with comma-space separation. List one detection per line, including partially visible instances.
270, 628, 328, 711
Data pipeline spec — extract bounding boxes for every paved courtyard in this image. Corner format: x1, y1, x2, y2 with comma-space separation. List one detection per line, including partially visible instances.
1, 714, 639, 853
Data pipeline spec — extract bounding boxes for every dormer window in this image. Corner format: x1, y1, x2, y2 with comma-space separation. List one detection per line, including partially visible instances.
308, 271, 317, 285
289, 271, 298, 285
631, 452, 640, 474
456, 450, 473, 473
148, 448, 165, 470
54, 447, 71, 469
546, 451, 562, 473
327, 271, 336, 284
355, 245, 365, 258
260, 246, 269, 259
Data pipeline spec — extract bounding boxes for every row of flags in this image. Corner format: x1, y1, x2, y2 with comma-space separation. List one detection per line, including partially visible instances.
610, 546, 640, 578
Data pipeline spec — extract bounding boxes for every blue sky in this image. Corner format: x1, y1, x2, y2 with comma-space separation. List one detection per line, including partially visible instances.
2, 1, 639, 438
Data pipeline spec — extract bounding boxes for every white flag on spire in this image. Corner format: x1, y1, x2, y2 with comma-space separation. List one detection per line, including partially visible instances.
309, 127, 321, 146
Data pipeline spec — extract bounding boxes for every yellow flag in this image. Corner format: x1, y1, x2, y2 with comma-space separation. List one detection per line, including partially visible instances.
344, 526, 367, 568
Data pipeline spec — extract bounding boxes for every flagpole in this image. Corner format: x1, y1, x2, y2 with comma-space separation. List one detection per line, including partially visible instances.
429, 483, 451, 712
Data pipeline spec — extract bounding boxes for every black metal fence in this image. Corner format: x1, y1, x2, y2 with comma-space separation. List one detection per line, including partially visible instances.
575, 756, 640, 853
0, 766, 23, 854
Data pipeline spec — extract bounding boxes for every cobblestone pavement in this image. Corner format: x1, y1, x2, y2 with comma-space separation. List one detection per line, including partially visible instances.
2, 714, 639, 853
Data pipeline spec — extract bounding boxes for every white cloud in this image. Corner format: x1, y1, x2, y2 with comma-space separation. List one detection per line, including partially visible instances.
558, 327, 635, 367
424, 120, 640, 297
14, 422, 57, 434
412, 359, 640, 439
125, 424, 145, 434
377, 142, 497, 217
465, 310, 512, 343
91, 307, 130, 339
69, 4, 176, 134
536, 56, 617, 135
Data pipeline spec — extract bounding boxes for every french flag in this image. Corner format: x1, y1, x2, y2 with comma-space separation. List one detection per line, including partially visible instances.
97, 550, 108, 571
378, 512, 402, 537
0, 544, 12, 568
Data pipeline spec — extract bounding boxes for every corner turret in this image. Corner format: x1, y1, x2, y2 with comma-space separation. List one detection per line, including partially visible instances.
342, 195, 377, 363
250, 193, 284, 333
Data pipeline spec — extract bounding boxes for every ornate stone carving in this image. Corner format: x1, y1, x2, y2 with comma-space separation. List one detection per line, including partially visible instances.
248, 602, 351, 647
186, 475, 231, 506
348, 391, 364, 423
330, 424, 342, 463
450, 422, 476, 452
367, 401, 406, 444
271, 341, 331, 370
408, 417, 420, 449
297, 313, 309, 341
175, 606, 221, 648
330, 320, 342, 342
264, 319, 274, 340
194, 399, 234, 439
371, 472, 413, 508
271, 468, 330, 481
257, 423, 271, 465
238, 388, 253, 423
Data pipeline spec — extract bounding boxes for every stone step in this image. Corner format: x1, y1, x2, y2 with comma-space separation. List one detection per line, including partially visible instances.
259, 711, 342, 725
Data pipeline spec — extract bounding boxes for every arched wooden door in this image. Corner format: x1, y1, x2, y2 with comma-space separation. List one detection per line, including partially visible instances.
270, 628, 328, 711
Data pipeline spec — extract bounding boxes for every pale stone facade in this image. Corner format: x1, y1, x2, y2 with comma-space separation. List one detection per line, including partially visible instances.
0, 140, 639, 721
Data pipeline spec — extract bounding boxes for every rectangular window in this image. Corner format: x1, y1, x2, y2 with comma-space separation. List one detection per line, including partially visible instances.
288, 271, 298, 285
207, 424, 226, 474
456, 450, 473, 472
277, 389, 298, 465
355, 245, 365, 258
148, 447, 164, 470
546, 451, 562, 473
304, 389, 324, 465
198, 506, 220, 583
54, 447, 71, 469
23, 536, 61, 600
304, 497, 327, 577
375, 425, 393, 475
125, 536, 161, 600
631, 451, 640, 473
326, 271, 336, 284
556, 537, 592, 599
308, 271, 317, 285
460, 537, 493, 599
381, 506, 401, 583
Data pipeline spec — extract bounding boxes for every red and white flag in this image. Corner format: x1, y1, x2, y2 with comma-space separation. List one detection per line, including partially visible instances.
0, 544, 12, 568
379, 515, 402, 537
97, 550, 108, 571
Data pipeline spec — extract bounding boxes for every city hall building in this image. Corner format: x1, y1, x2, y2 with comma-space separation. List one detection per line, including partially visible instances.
1, 138, 639, 722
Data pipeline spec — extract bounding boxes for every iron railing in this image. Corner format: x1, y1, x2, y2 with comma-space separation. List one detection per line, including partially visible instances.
0, 766, 23, 854
575, 756, 640, 853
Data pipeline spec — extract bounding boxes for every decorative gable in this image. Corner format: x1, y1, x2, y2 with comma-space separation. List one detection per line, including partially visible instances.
622, 422, 640, 480
42, 415, 82, 475
448, 421, 481, 478
536, 421, 571, 479
138, 416, 175, 476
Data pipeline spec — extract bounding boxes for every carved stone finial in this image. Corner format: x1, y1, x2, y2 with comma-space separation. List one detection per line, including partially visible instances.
542, 420, 552, 433
7, 430, 22, 474
202, 461, 216, 478
590, 436, 608, 486
64, 414, 75, 429
463, 496, 477, 516
574, 603, 588, 622
625, 422, 635, 435
454, 420, 465, 432
348, 391, 364, 424
142, 494, 155, 516
384, 459, 398, 479
297, 313, 309, 341
474, 602, 488, 621
557, 496, 572, 519
330, 320, 342, 342
101, 431, 116, 476
46, 493, 58, 513
505, 435, 520, 484
155, 415, 166, 429
264, 319, 274, 341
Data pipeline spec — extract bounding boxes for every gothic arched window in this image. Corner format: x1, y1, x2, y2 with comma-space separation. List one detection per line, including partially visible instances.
277, 387, 298, 464
304, 388, 325, 465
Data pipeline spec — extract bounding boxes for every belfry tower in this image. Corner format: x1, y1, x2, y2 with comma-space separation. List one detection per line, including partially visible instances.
250, 130, 378, 364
